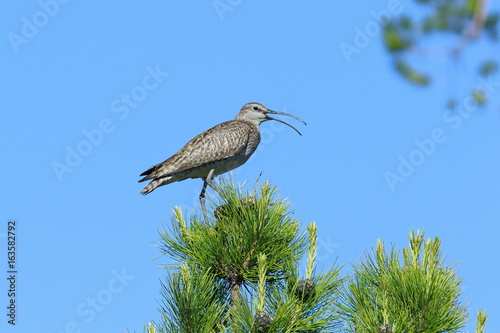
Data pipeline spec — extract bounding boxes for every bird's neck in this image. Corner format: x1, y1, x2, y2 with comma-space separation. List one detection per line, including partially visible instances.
235, 114, 263, 128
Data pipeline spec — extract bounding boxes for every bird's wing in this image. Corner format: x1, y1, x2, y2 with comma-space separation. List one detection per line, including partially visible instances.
139, 120, 254, 182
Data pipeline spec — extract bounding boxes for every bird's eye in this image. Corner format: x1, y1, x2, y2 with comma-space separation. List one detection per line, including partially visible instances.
252, 106, 259, 111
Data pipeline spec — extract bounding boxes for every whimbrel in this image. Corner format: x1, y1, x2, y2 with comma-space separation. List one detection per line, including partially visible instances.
139, 102, 306, 216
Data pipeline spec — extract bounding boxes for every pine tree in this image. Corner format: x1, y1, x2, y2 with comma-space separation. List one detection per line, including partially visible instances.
151, 179, 343, 332
142, 181, 489, 333
339, 229, 488, 333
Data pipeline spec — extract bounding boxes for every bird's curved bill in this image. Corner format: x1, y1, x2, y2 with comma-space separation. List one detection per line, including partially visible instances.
265, 110, 307, 136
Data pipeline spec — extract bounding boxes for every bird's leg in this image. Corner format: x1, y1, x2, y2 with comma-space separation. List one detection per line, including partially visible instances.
200, 169, 215, 224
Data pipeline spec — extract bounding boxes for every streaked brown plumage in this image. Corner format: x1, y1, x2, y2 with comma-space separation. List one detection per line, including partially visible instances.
139, 102, 305, 195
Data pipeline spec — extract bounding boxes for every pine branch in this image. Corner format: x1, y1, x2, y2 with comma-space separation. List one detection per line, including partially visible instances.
475, 309, 488, 333
340, 229, 468, 333
156, 265, 227, 333
154, 178, 343, 332
306, 222, 317, 280
159, 180, 307, 289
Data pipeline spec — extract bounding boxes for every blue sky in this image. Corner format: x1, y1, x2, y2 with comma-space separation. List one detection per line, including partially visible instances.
1, 1, 500, 332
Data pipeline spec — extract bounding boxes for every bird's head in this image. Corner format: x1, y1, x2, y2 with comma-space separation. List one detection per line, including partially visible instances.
236, 102, 306, 135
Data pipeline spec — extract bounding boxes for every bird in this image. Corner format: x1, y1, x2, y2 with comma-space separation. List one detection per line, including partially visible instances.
138, 102, 306, 216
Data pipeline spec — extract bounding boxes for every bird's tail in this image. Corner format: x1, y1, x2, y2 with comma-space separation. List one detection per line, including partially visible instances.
140, 186, 153, 195
140, 176, 175, 195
